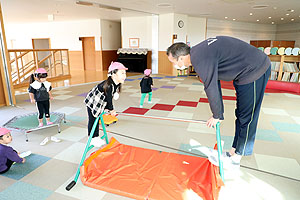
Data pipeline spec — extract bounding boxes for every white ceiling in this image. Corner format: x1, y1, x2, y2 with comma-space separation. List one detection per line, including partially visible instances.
1, 0, 300, 25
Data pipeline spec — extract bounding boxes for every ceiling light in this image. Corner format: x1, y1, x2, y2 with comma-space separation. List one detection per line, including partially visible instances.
281, 18, 284, 20
272, 22, 274, 24
250, 13, 253, 16
157, 3, 172, 8
256, 19, 260, 21
225, 17, 228, 19
76, 1, 93, 6
252, 5, 269, 9
268, 16, 271, 19
287, 9, 294, 12
233, 19, 236, 21
291, 19, 294, 21
286, 13, 290, 16
273, 7, 277, 9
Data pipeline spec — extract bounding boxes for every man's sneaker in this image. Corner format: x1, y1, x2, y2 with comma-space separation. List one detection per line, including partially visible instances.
90, 137, 106, 147
139, 105, 143, 108
148, 101, 152, 104
40, 137, 49, 146
38, 123, 43, 127
19, 151, 32, 158
51, 136, 61, 143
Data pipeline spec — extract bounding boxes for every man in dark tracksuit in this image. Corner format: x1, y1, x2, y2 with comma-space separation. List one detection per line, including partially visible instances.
167, 36, 271, 165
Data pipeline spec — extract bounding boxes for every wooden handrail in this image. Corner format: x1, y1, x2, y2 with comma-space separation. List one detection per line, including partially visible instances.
8, 49, 68, 52
8, 48, 70, 86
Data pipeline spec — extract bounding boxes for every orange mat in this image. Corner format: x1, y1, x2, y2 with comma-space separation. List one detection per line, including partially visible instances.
80, 137, 223, 200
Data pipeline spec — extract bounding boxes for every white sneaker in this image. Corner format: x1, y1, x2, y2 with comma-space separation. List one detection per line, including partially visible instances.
51, 136, 61, 143
148, 101, 152, 104
139, 105, 143, 108
40, 137, 49, 146
90, 137, 106, 147
19, 151, 32, 158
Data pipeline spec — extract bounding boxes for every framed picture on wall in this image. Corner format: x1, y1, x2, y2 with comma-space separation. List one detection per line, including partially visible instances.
129, 38, 139, 48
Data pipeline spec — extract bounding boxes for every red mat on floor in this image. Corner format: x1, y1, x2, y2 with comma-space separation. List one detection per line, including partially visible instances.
122, 107, 149, 115
219, 80, 300, 94
80, 138, 223, 200
176, 100, 198, 107
151, 103, 176, 111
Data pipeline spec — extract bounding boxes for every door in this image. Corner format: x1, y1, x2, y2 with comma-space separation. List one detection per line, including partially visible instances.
81, 37, 96, 71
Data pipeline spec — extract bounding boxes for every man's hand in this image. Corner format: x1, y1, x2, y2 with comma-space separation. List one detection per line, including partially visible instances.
30, 99, 35, 104
206, 116, 222, 128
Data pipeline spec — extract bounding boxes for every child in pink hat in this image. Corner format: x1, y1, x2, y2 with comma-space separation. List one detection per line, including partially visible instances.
84, 62, 127, 147
0, 128, 26, 174
28, 68, 61, 146
139, 69, 153, 108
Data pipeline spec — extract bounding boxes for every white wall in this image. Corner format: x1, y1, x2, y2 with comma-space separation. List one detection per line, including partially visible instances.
187, 17, 207, 47
100, 20, 121, 50
206, 19, 277, 43
276, 22, 300, 47
121, 16, 152, 48
158, 13, 173, 51
5, 19, 102, 51
173, 14, 188, 43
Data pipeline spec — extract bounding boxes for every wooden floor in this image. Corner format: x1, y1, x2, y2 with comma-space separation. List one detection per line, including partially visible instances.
14, 70, 142, 94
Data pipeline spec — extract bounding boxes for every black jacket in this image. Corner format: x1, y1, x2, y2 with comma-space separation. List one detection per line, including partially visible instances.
140, 76, 153, 93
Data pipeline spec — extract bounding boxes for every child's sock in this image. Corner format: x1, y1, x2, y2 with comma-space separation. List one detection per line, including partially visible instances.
50, 136, 61, 143
40, 137, 49, 146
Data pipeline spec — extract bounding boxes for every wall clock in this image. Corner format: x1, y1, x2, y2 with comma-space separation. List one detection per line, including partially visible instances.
178, 20, 184, 28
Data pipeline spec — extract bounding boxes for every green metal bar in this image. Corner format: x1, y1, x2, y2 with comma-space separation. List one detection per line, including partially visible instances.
99, 115, 109, 144
216, 122, 224, 182
66, 112, 109, 191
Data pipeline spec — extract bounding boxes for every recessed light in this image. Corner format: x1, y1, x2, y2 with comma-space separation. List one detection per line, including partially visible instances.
252, 5, 269, 9
225, 17, 228, 19
157, 3, 172, 7
273, 7, 277, 9
291, 18, 295, 21
268, 16, 272, 19
271, 22, 274, 24
256, 19, 260, 21
233, 19, 236, 21
281, 18, 284, 20
250, 13, 253, 16
286, 13, 290, 16
287, 9, 294, 12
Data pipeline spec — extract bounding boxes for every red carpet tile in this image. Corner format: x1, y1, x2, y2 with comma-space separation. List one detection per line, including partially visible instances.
199, 98, 209, 103
122, 107, 149, 115
151, 103, 175, 111
176, 100, 198, 107
222, 96, 236, 100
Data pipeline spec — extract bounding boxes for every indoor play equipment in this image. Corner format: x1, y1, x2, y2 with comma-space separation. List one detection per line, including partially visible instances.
66, 112, 224, 200
3, 112, 65, 142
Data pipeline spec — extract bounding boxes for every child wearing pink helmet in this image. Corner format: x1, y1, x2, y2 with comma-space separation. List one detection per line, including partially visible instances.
28, 68, 60, 145
0, 128, 25, 174
139, 69, 153, 108
84, 62, 127, 147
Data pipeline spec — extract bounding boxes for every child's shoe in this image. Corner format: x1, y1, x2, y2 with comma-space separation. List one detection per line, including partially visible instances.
50, 136, 61, 143
90, 137, 106, 148
47, 121, 54, 125
40, 137, 49, 146
139, 105, 143, 108
38, 123, 43, 127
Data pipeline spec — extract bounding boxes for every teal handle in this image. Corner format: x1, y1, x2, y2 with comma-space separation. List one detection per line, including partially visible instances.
216, 122, 224, 182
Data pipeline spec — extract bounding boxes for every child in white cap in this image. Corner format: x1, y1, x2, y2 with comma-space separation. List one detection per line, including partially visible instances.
84, 62, 128, 147
0, 128, 26, 174
28, 68, 61, 146
139, 69, 153, 108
